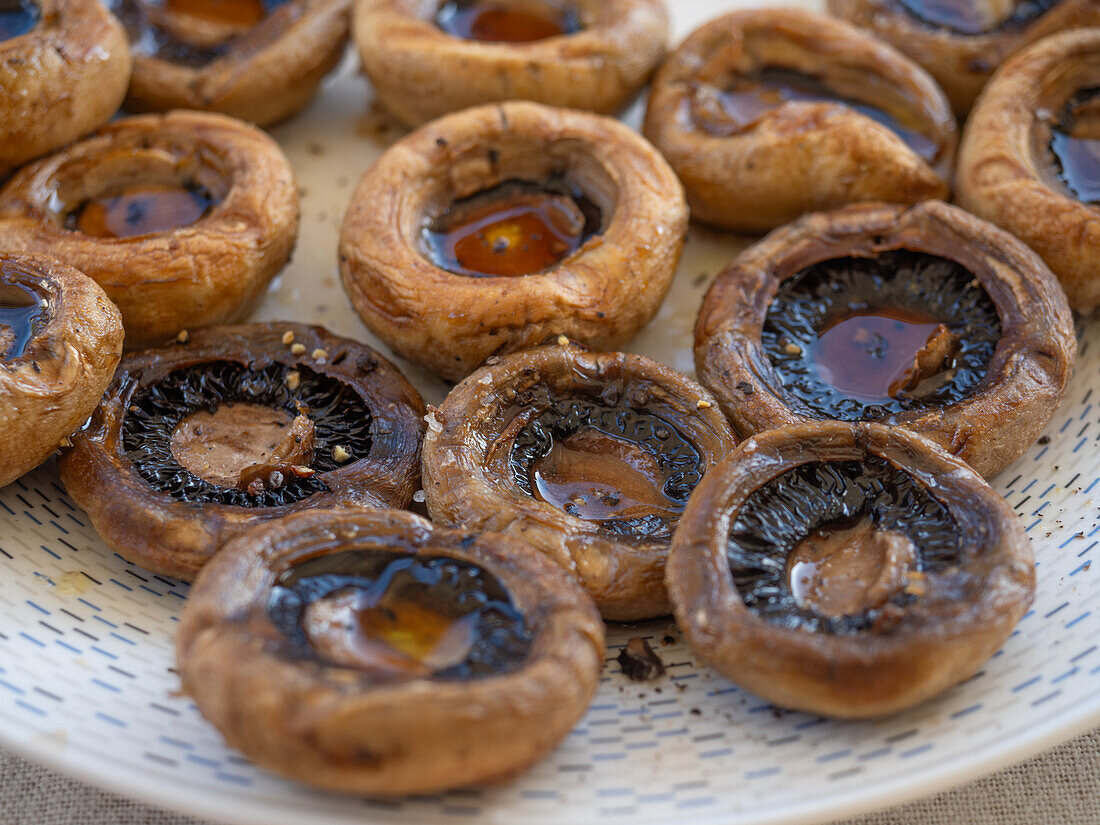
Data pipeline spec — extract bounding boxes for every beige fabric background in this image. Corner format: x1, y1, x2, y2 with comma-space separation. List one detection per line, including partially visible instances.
2, 730, 1099, 824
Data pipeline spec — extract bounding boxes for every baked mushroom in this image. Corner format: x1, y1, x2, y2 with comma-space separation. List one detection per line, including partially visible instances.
0, 0, 131, 178
695, 200, 1075, 478
1, 254, 123, 488
666, 421, 1035, 718
354, 0, 668, 127
58, 323, 425, 580
0, 111, 298, 350
178, 508, 604, 793
827, 0, 1100, 116
421, 340, 738, 621
105, 0, 348, 127
642, 8, 955, 234
957, 28, 1100, 313
340, 100, 687, 383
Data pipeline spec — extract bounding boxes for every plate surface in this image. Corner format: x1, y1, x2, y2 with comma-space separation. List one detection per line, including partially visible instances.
2, 2, 1100, 823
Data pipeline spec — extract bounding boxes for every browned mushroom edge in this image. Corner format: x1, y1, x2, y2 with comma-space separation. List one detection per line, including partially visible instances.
106, 0, 348, 127
0, 111, 299, 350
1, 254, 123, 488
177, 507, 605, 794
694, 200, 1075, 478
339, 100, 687, 383
0, 0, 131, 177
957, 28, 1100, 314
827, 0, 1100, 116
58, 322, 426, 580
666, 421, 1035, 718
354, 0, 668, 127
421, 340, 738, 622
642, 7, 955, 234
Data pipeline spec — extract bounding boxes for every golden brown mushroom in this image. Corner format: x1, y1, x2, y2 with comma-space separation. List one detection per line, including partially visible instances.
0, 111, 298, 350
694, 200, 1075, 479
105, 0, 349, 126
0, 254, 123, 488
354, 0, 668, 127
422, 340, 738, 621
957, 28, 1100, 313
340, 100, 687, 382
0, 0, 131, 178
666, 422, 1035, 718
643, 8, 955, 234
827, 0, 1100, 116
178, 508, 604, 793
59, 322, 426, 580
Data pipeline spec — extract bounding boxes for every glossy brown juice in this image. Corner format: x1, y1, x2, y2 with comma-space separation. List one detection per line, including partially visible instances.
0, 280, 44, 359
72, 183, 216, 239
812, 308, 947, 404
423, 181, 593, 277
1051, 95, 1100, 204
435, 0, 578, 42
0, 0, 38, 41
164, 0, 265, 25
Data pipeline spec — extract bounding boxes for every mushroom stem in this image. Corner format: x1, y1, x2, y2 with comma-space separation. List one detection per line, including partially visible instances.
889, 323, 956, 398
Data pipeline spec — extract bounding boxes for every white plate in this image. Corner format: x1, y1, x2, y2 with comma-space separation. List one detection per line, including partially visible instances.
3, 2, 1099, 823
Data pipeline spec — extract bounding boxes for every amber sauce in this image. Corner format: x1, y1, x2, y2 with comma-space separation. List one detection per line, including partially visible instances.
0, 280, 45, 360
422, 180, 594, 278
163, 0, 266, 25
435, 0, 579, 42
70, 183, 216, 239
707, 68, 939, 162
895, 0, 1014, 34
0, 0, 38, 41
812, 307, 952, 404
531, 429, 683, 523
1051, 93, 1100, 204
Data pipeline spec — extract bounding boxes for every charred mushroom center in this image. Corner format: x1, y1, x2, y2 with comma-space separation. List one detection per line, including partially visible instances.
1046, 88, 1100, 204
434, 0, 582, 43
123, 361, 372, 507
511, 398, 704, 541
893, 0, 1059, 35
0, 274, 46, 361
169, 402, 316, 493
786, 516, 918, 618
421, 179, 601, 278
267, 549, 532, 680
763, 251, 1000, 420
728, 457, 961, 633
52, 143, 228, 239
692, 67, 939, 162
0, 0, 38, 42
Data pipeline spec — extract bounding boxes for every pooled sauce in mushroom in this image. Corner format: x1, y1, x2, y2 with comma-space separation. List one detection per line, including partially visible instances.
435, 0, 581, 42
511, 398, 704, 542
68, 183, 217, 239
123, 361, 372, 507
1049, 89, 1100, 204
164, 0, 265, 26
0, 0, 39, 42
0, 279, 45, 360
693, 68, 939, 162
266, 549, 532, 680
422, 179, 601, 278
762, 251, 1001, 421
894, 0, 1059, 35
728, 458, 963, 634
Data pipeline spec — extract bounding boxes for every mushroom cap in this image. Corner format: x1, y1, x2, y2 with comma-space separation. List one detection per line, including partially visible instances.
118, 0, 349, 127
58, 322, 426, 580
422, 340, 738, 621
957, 27, 1100, 314
177, 507, 605, 794
643, 7, 955, 234
0, 0, 131, 176
694, 200, 1075, 478
0, 254, 123, 488
0, 111, 299, 350
666, 421, 1036, 719
354, 0, 668, 127
339, 100, 687, 383
827, 0, 1100, 115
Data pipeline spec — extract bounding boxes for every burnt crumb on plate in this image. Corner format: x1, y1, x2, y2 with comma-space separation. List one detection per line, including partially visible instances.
617, 637, 665, 681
